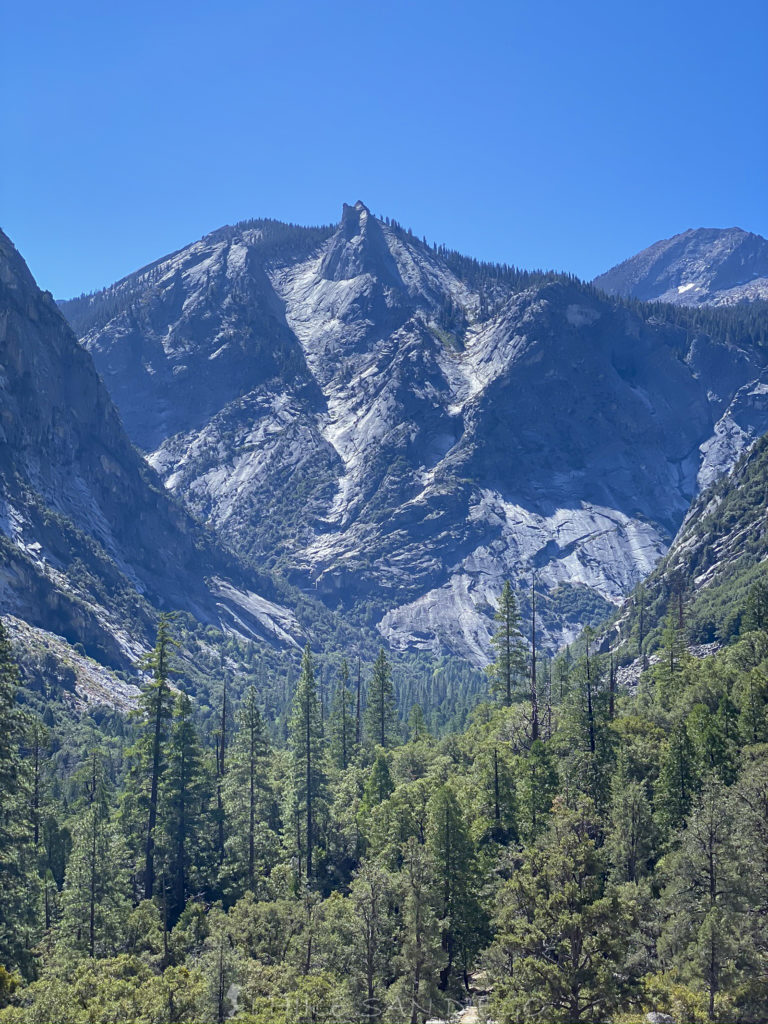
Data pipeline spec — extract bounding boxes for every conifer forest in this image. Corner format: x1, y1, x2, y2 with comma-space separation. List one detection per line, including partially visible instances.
3, 38, 768, 1019
2, 571, 768, 1023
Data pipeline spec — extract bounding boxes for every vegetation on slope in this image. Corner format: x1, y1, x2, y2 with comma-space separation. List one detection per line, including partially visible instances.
1, 560, 768, 1023
609, 433, 768, 660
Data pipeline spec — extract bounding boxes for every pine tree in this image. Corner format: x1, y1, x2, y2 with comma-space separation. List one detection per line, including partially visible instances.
659, 781, 748, 1019
348, 860, 397, 1021
123, 615, 176, 901
395, 838, 443, 1024
160, 693, 213, 924
29, 719, 47, 851
221, 685, 274, 897
487, 581, 527, 706
517, 739, 558, 842
289, 645, 326, 881
472, 744, 517, 845
57, 800, 130, 959
0, 623, 38, 975
364, 649, 398, 748
489, 796, 638, 1022
560, 632, 615, 805
214, 677, 229, 869
605, 754, 655, 882
655, 722, 698, 837
529, 577, 540, 740
735, 665, 768, 745
426, 784, 483, 993
742, 580, 768, 633
362, 750, 395, 812
654, 609, 689, 707
686, 698, 738, 784
406, 703, 428, 742
329, 659, 356, 769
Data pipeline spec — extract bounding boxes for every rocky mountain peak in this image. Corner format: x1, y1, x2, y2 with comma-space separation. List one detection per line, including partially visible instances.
55, 212, 768, 665
320, 200, 402, 284
594, 226, 768, 306
339, 200, 371, 236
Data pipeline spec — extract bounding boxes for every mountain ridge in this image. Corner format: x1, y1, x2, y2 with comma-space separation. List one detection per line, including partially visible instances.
594, 226, 768, 306
57, 205, 768, 664
0, 226, 310, 669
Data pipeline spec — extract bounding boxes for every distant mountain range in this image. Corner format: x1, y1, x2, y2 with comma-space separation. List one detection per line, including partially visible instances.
593, 226, 768, 306
49, 206, 768, 666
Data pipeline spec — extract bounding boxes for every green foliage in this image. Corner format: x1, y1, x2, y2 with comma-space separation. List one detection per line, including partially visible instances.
658, 781, 753, 1019
160, 694, 214, 924
288, 645, 327, 883
4, 560, 768, 1022
363, 649, 398, 748
57, 803, 131, 960
487, 581, 527, 707
221, 686, 277, 901
0, 623, 38, 976
488, 796, 640, 1022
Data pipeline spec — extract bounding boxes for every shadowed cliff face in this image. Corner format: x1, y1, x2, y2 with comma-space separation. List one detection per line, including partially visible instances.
593, 227, 768, 306
60, 208, 768, 664
0, 229, 304, 667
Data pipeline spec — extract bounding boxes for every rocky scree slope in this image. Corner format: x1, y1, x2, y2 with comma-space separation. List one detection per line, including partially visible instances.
61, 204, 768, 665
593, 227, 768, 306
0, 228, 304, 670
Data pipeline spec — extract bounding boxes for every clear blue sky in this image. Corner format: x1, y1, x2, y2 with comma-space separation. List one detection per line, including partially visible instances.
3, 0, 767, 298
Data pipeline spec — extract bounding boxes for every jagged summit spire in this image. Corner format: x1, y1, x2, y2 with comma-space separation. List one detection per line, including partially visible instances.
339, 200, 372, 238
321, 200, 402, 283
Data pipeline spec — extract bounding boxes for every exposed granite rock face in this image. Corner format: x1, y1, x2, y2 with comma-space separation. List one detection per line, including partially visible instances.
603, 429, 768, 664
594, 227, 768, 306
0, 229, 302, 667
60, 209, 768, 664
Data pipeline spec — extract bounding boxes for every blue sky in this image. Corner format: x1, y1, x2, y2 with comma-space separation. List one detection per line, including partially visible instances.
3, 0, 767, 298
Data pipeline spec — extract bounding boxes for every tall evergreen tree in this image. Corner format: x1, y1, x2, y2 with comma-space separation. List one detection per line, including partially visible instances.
364, 649, 398, 748
659, 782, 749, 1019
362, 751, 395, 813
426, 784, 483, 993
529, 577, 540, 740
487, 581, 527, 706
605, 753, 656, 883
160, 693, 213, 925
329, 659, 356, 770
289, 645, 326, 881
348, 860, 397, 1021
221, 686, 274, 898
57, 801, 130, 960
214, 677, 228, 869
124, 615, 176, 902
655, 721, 699, 837
489, 796, 638, 1022
395, 838, 443, 1024
517, 739, 559, 842
654, 609, 690, 708
0, 623, 38, 975
743, 580, 768, 633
